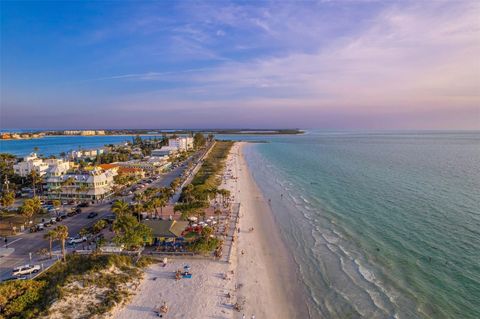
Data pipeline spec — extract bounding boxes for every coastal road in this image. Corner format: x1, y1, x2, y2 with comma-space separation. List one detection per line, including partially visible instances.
0, 163, 189, 282
170, 141, 215, 203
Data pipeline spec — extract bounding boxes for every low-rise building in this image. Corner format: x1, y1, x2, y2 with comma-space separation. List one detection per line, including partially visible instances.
116, 157, 170, 175
118, 167, 145, 179
142, 220, 189, 240
70, 148, 104, 159
64, 130, 104, 136
63, 130, 81, 135
151, 146, 178, 157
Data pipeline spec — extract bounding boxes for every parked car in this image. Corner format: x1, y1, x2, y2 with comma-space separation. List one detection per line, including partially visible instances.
49, 217, 58, 224
78, 202, 89, 208
37, 223, 46, 230
12, 264, 41, 276
58, 212, 68, 219
87, 212, 98, 219
75, 208, 82, 214
67, 236, 87, 245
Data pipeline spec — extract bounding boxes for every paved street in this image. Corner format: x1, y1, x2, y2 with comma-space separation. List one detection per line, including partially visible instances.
0, 162, 189, 281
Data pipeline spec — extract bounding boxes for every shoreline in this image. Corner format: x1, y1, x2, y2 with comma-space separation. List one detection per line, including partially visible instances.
233, 142, 309, 318
112, 141, 308, 319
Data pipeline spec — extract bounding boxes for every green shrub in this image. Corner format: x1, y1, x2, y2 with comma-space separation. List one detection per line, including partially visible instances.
0, 254, 147, 319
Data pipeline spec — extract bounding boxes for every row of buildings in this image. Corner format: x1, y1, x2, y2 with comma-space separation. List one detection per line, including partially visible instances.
13, 153, 116, 201
11, 137, 195, 201
63, 130, 105, 136
0, 132, 44, 140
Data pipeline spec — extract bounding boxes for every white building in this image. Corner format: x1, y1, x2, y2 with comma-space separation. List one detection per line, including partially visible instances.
63, 130, 81, 135
13, 154, 72, 177
168, 137, 193, 151
63, 130, 104, 136
70, 149, 104, 159
45, 159, 72, 177
116, 156, 171, 174
13, 153, 48, 177
45, 168, 117, 201
151, 146, 178, 157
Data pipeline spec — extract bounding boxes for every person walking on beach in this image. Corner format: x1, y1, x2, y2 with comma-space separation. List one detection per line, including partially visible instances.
251, 315, 255, 319
242, 314, 246, 319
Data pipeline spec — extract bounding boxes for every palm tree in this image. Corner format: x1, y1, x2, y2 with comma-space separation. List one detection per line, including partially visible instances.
29, 170, 43, 197
132, 203, 144, 222
1, 191, 15, 210
44, 230, 56, 259
133, 192, 146, 204
52, 199, 61, 215
143, 201, 154, 219
20, 203, 35, 225
182, 184, 195, 203
111, 200, 130, 217
150, 198, 161, 219
54, 225, 69, 262
158, 197, 167, 218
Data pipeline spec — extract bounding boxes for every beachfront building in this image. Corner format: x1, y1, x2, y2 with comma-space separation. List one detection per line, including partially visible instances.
168, 137, 193, 151
142, 220, 189, 243
45, 168, 117, 201
151, 145, 178, 157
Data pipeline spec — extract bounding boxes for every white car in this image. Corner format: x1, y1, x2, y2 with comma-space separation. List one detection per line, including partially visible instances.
67, 236, 87, 245
12, 264, 41, 276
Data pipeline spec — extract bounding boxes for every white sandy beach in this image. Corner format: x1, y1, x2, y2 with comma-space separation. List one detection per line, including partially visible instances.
113, 142, 303, 319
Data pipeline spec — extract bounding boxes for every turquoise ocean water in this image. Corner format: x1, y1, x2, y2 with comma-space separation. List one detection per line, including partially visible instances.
1, 131, 479, 318
241, 131, 480, 319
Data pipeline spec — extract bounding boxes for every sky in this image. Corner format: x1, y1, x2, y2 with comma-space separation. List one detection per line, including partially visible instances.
1, 0, 479, 130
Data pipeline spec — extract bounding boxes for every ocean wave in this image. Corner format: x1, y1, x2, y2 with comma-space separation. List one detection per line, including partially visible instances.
300, 195, 311, 204
354, 259, 400, 317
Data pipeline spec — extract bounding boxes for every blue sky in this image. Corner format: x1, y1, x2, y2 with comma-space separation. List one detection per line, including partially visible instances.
1, 0, 479, 129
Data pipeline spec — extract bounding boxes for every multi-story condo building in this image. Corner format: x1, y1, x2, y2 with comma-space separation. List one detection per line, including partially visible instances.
45, 168, 117, 201
13, 154, 72, 177
13, 153, 49, 177
168, 137, 193, 151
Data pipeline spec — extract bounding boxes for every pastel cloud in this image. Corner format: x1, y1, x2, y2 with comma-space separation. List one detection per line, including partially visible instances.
1, 0, 479, 129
